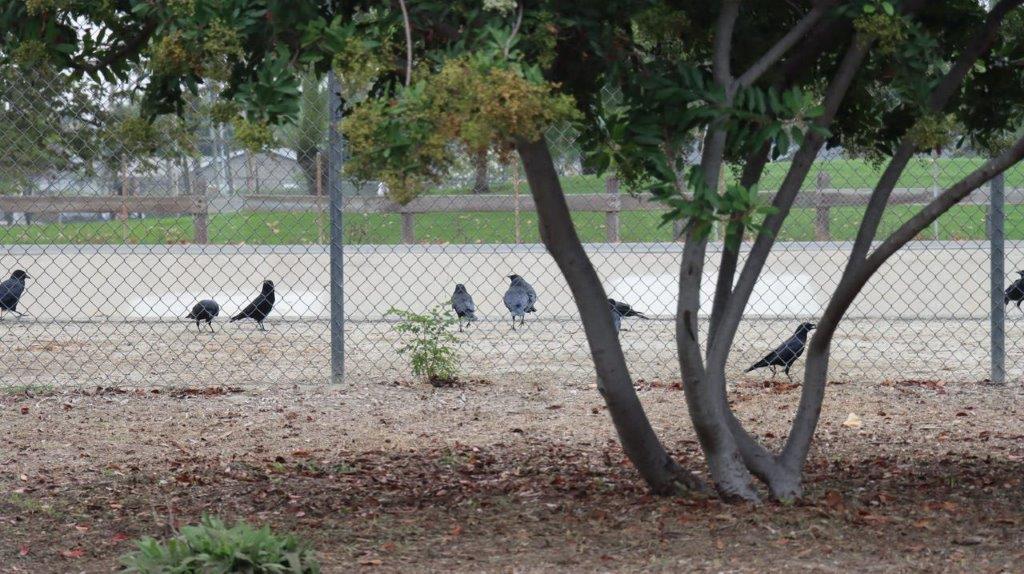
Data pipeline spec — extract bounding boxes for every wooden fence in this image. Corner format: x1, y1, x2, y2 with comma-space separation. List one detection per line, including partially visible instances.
0, 178, 1008, 244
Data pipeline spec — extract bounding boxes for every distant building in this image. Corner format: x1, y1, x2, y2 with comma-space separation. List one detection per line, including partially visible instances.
196, 149, 305, 195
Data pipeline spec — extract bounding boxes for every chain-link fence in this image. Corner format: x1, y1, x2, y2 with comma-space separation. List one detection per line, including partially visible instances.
2, 72, 1023, 390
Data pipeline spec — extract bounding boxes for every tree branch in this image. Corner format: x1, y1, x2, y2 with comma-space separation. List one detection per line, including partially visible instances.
504, 2, 524, 59
707, 143, 770, 351
866, 138, 1024, 293
735, 1, 835, 88
707, 35, 871, 364
779, 133, 1024, 471
397, 0, 413, 86
845, 0, 1023, 270
69, 21, 157, 73
713, 0, 741, 87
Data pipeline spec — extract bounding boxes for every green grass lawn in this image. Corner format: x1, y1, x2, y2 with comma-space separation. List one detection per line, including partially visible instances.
0, 203, 1018, 245
436, 156, 1024, 194
2, 157, 1020, 245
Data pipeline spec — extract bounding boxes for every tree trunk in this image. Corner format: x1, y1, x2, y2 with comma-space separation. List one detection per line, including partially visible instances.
516, 136, 706, 495
296, 147, 320, 195
678, 226, 759, 502
471, 149, 489, 194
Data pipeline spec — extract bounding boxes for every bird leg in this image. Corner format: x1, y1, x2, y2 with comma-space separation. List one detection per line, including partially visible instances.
785, 366, 793, 382
769, 365, 777, 379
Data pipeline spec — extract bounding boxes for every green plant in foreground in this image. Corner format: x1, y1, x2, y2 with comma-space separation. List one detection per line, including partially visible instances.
389, 305, 460, 386
119, 515, 319, 573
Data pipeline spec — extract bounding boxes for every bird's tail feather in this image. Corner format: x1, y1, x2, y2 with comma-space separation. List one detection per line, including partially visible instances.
230, 314, 242, 322
746, 359, 769, 372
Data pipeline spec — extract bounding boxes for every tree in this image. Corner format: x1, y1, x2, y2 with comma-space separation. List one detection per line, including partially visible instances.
7, 0, 1024, 502
280, 72, 328, 194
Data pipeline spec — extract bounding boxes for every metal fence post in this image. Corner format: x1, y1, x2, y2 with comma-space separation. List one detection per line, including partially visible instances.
327, 70, 346, 384
990, 172, 1005, 384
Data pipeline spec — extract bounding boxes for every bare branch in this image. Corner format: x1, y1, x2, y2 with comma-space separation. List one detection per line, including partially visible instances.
866, 138, 1024, 284
707, 35, 872, 363
397, 0, 413, 86
844, 0, 1022, 278
735, 1, 835, 88
713, 0, 741, 87
503, 2, 525, 59
707, 143, 770, 351
778, 134, 1024, 472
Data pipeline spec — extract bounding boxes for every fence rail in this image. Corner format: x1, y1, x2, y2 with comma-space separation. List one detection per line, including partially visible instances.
2, 182, 1018, 244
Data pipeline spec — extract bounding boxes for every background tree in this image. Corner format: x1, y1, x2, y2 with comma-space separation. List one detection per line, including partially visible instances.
280, 72, 328, 194
5, 0, 1024, 502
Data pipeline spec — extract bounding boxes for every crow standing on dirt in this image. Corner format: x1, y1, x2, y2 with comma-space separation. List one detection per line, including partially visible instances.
746, 322, 816, 382
0, 270, 29, 319
1005, 271, 1024, 309
230, 280, 275, 331
503, 274, 536, 329
451, 284, 477, 332
186, 299, 220, 333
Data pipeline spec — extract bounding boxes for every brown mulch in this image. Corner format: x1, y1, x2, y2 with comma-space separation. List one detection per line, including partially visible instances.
3, 378, 1024, 572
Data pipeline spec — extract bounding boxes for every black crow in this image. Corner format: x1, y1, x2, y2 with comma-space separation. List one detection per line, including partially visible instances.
0, 269, 29, 319
610, 301, 623, 334
746, 322, 816, 382
186, 299, 220, 332
503, 274, 536, 329
1005, 270, 1024, 308
451, 284, 476, 332
230, 280, 275, 331
608, 298, 649, 319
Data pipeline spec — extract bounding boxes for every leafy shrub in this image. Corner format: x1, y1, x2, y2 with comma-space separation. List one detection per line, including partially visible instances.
119, 516, 319, 573
389, 306, 460, 386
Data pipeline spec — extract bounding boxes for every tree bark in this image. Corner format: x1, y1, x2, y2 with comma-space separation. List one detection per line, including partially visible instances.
471, 149, 490, 194
707, 37, 871, 367
296, 147, 321, 195
784, 134, 1024, 474
780, 0, 1024, 480
675, 0, 761, 502
516, 136, 706, 495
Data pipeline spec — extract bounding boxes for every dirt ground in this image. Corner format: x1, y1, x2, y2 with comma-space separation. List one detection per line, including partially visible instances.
3, 364, 1024, 572
0, 316, 1014, 390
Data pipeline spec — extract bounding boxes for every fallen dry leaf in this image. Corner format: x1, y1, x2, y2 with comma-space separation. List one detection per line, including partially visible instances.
59, 548, 85, 559
824, 490, 844, 510
842, 413, 863, 429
